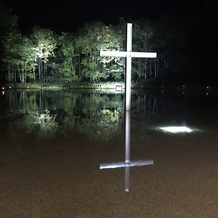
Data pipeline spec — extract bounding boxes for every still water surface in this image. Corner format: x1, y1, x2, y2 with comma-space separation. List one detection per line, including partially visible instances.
1, 89, 218, 140
1, 89, 218, 217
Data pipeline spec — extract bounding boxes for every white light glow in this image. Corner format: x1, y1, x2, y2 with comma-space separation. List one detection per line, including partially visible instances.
2, 91, 4, 95
159, 126, 193, 133
2, 87, 4, 90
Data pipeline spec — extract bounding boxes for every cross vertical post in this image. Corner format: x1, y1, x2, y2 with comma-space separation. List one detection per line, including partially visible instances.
125, 24, 132, 111
125, 110, 130, 164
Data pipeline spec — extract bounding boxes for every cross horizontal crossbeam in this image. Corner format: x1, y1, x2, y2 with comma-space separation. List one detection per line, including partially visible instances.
100, 51, 157, 58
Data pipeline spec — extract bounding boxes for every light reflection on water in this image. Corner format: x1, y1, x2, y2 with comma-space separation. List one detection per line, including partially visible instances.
100, 110, 154, 192
0, 89, 218, 141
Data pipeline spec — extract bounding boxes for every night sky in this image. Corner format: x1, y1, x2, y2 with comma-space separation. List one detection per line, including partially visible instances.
5, 0, 205, 33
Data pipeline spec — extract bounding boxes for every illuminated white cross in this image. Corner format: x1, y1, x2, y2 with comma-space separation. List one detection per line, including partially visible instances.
100, 111, 154, 192
100, 23, 157, 111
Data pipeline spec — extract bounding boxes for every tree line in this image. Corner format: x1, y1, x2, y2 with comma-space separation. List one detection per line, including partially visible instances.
0, 0, 217, 84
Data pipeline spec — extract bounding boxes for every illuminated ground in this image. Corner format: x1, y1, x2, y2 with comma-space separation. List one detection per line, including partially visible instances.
1, 128, 218, 217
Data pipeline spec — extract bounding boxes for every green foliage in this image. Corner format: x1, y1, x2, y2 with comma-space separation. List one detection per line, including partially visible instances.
0, 1, 18, 81
0, 91, 157, 143
59, 32, 78, 82
34, 109, 59, 139
3, 33, 37, 82
77, 109, 123, 143
1, 107, 122, 142
5, 109, 58, 139
76, 21, 126, 81
58, 111, 79, 138
131, 20, 153, 79
31, 26, 57, 63
1, 16, 153, 83
30, 26, 58, 82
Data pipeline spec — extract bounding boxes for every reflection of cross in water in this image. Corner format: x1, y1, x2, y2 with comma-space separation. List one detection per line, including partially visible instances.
100, 23, 157, 111
100, 23, 155, 192
100, 111, 154, 192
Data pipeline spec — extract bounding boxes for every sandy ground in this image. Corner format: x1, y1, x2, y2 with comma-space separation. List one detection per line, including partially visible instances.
1, 129, 218, 218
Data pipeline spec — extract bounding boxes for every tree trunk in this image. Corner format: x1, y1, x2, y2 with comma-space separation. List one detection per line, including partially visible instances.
78, 54, 81, 80
38, 58, 42, 82
7, 66, 11, 82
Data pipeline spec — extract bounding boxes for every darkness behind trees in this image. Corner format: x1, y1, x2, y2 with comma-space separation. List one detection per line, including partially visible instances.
0, 0, 218, 86
0, 1, 18, 84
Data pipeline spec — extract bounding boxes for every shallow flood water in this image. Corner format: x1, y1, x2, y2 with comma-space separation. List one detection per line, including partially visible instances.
1, 89, 218, 217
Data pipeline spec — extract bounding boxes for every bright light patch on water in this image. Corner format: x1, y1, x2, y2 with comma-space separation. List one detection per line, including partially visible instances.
159, 126, 193, 133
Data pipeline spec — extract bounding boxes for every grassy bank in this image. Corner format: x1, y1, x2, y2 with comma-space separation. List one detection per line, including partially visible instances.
1, 82, 127, 90
2, 73, 218, 93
